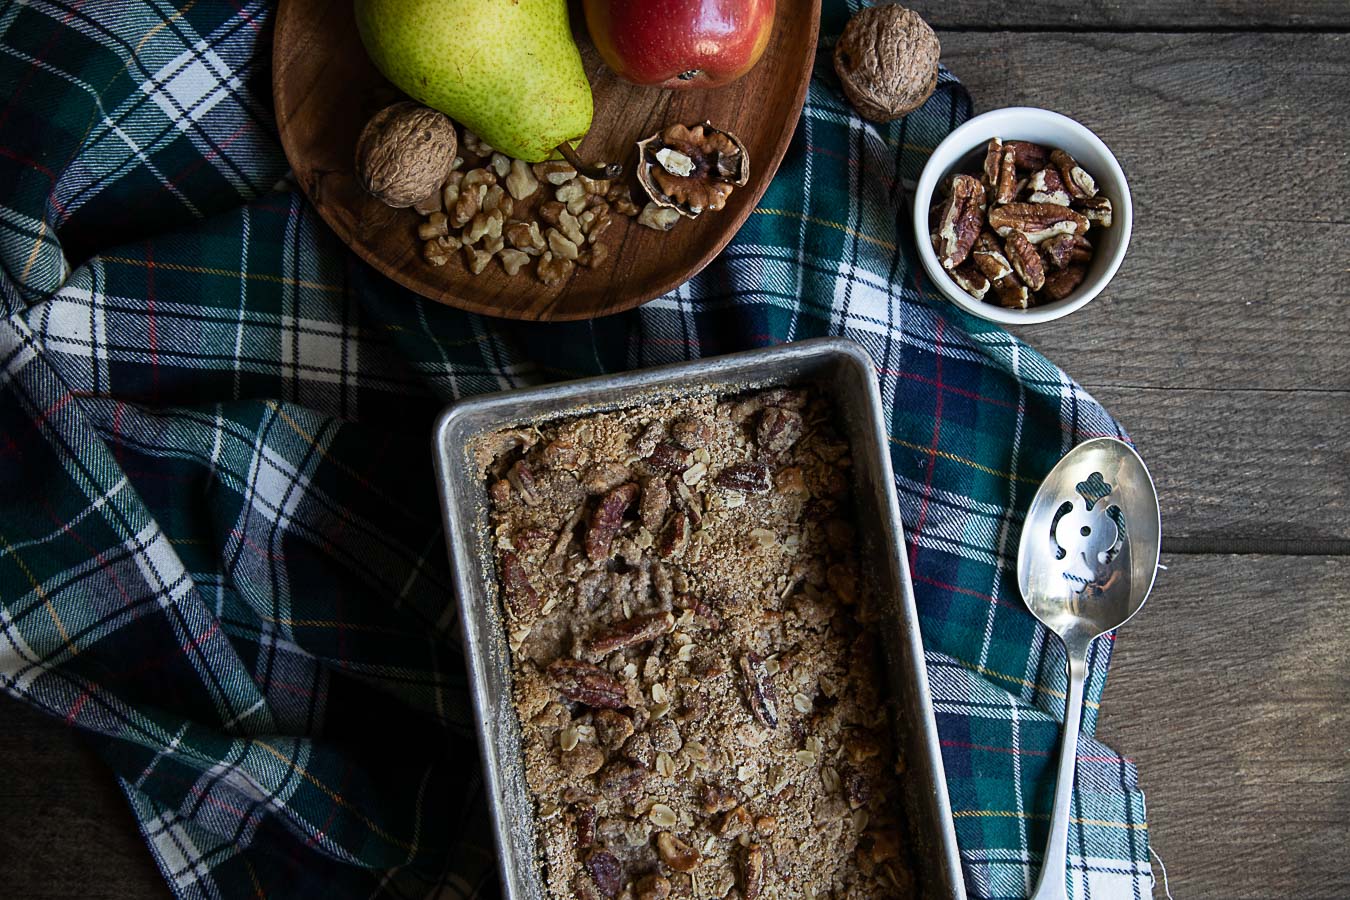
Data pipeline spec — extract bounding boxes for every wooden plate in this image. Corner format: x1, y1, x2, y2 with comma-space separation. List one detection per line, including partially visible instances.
273, 0, 820, 321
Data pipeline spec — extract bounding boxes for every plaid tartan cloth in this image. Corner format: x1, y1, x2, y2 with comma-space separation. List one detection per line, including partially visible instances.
0, 1, 1152, 898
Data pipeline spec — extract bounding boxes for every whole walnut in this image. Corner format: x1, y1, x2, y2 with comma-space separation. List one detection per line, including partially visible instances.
355, 101, 457, 208
833, 5, 940, 123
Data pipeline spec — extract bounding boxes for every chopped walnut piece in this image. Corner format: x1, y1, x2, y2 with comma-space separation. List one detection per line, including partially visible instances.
537, 251, 574, 287
637, 202, 680, 231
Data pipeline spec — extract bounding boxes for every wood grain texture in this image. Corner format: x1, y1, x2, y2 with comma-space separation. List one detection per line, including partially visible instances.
1096, 554, 1350, 900
273, 0, 819, 321
1092, 385, 1350, 546
0, 698, 167, 899
909, 0, 1350, 30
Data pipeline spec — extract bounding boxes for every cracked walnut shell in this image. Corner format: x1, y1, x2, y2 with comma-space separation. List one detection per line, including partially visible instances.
636, 122, 750, 219
355, 102, 457, 208
834, 5, 941, 123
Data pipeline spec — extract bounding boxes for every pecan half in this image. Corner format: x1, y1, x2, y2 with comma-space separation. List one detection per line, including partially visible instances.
1004, 140, 1050, 171
647, 442, 692, 473
657, 512, 690, 559
987, 203, 1089, 244
1041, 263, 1089, 301
980, 137, 1003, 187
1050, 149, 1097, 199
739, 652, 779, 729
935, 174, 985, 270
741, 844, 765, 900
971, 231, 1013, 282
586, 849, 623, 898
548, 659, 628, 709
574, 803, 597, 849
584, 611, 675, 659
1075, 195, 1113, 228
994, 145, 1019, 205
1004, 232, 1046, 292
655, 832, 702, 872
991, 271, 1031, 310
1026, 166, 1070, 206
757, 407, 803, 453
1041, 233, 1092, 270
585, 482, 638, 562
632, 421, 665, 458
639, 476, 671, 531
950, 262, 990, 300
715, 462, 772, 494
499, 551, 540, 618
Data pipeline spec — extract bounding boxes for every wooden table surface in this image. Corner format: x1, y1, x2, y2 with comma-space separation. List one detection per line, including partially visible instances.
3, 3, 1347, 897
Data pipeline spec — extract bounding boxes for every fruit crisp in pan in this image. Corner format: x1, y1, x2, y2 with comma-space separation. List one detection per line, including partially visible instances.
477, 388, 916, 899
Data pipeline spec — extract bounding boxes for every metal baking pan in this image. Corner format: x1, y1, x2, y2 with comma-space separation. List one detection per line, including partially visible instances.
432, 337, 965, 899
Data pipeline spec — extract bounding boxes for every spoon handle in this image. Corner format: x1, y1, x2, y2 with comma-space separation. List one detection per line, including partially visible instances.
1029, 648, 1087, 900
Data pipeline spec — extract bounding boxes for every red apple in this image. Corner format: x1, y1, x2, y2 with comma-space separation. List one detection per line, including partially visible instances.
584, 0, 776, 90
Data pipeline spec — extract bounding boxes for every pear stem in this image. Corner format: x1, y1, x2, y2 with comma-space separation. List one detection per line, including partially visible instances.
556, 142, 623, 180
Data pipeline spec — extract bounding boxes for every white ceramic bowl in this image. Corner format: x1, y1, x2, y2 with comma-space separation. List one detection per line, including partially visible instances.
913, 107, 1132, 325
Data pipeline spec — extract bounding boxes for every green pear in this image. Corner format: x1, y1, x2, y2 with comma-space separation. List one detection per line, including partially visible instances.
354, 0, 592, 163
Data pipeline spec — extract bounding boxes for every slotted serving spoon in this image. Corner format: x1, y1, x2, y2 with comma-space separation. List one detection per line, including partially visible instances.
1017, 437, 1161, 900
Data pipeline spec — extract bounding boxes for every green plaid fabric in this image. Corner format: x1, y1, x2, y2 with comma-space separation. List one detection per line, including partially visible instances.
0, 2, 1151, 898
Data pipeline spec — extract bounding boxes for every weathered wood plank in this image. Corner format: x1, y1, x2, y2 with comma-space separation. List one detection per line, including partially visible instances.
940, 32, 1350, 394
0, 699, 166, 899
1090, 385, 1350, 547
910, 1, 1350, 30
1096, 554, 1350, 900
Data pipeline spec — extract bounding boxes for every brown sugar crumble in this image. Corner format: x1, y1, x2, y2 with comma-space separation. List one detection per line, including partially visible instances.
477, 387, 916, 899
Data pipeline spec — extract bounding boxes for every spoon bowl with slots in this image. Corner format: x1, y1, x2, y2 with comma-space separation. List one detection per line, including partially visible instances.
1016, 437, 1161, 900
